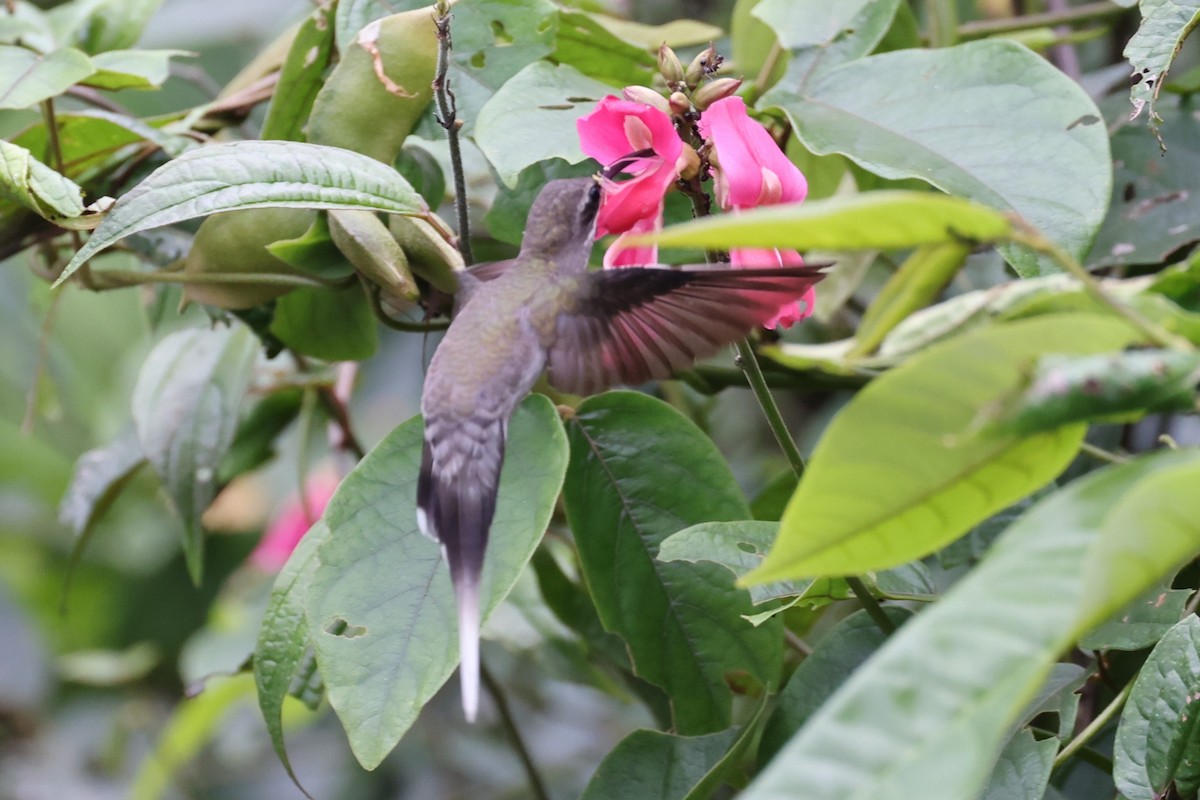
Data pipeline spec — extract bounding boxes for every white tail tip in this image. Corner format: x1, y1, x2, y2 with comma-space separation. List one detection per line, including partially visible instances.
457, 587, 481, 722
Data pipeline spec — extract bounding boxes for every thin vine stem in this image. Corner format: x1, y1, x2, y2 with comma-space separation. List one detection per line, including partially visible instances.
433, 1, 473, 266
958, 1, 1126, 39
86, 269, 329, 290
480, 662, 551, 800
1079, 441, 1129, 465
1053, 680, 1132, 770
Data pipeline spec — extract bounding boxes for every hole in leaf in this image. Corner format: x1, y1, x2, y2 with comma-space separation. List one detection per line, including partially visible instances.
324, 617, 367, 639
1123, 182, 1137, 202
490, 20, 513, 45
470, 51, 486, 68
736, 542, 758, 554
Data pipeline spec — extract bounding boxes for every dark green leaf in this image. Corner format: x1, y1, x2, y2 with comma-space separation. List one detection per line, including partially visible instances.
553, 10, 655, 86
564, 392, 783, 734
261, 2, 336, 142
395, 146, 446, 210
485, 158, 598, 246
749, 315, 1141, 583
1115, 615, 1200, 799
763, 40, 1111, 276
759, 608, 911, 764
218, 388, 303, 482
254, 519, 330, 796
980, 728, 1057, 800
270, 285, 377, 362
131, 325, 260, 583
57, 141, 427, 286
657, 520, 810, 605
1078, 579, 1191, 652
306, 396, 568, 769
264, 215, 353, 281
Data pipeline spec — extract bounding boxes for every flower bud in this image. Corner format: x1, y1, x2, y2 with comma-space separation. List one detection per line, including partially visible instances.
677, 144, 701, 181
692, 77, 742, 111
621, 85, 670, 113
685, 44, 722, 89
657, 43, 685, 86
668, 91, 691, 116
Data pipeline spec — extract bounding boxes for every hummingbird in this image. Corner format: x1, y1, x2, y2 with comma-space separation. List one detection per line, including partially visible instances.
417, 175, 826, 721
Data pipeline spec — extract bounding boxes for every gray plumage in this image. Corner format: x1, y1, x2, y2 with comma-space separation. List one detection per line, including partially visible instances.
417, 176, 826, 721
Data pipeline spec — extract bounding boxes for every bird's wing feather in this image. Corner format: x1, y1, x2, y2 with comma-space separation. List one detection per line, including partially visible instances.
545, 265, 827, 395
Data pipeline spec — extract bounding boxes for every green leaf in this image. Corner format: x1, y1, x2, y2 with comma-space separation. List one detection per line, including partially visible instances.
647, 191, 1013, 255
0, 45, 95, 109
449, 0, 559, 135
218, 388, 304, 482
333, 0, 428, 53
1115, 615, 1200, 799
754, 0, 899, 94
0, 139, 86, 220
56, 140, 426, 286
261, 2, 336, 142
759, 608, 911, 764
82, 48, 188, 90
980, 728, 1058, 800
270, 285, 377, 362
1088, 96, 1200, 269
47, 0, 164, 53
585, 14, 722, 48
581, 698, 767, 800
306, 395, 568, 769
1124, 0, 1200, 137
1078, 578, 1191, 651
748, 315, 1141, 583
762, 40, 1111, 277
58, 426, 146, 537
131, 325, 260, 584
658, 521, 809, 605
485, 158, 599, 245
742, 449, 1200, 800
264, 214, 352, 282
254, 519, 330, 796
850, 242, 971, 357
474, 61, 613, 187
11, 109, 192, 176
978, 350, 1200, 437
563, 392, 783, 735
553, 10, 655, 86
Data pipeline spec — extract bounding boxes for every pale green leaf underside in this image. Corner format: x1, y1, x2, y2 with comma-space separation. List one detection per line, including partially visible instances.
306, 396, 568, 769
1124, 0, 1200, 126
749, 315, 1141, 582
0, 138, 86, 219
744, 449, 1200, 800
0, 44, 95, 109
56, 140, 427, 285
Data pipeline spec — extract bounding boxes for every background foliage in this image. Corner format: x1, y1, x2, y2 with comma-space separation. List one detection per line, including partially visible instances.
5, 0, 1200, 799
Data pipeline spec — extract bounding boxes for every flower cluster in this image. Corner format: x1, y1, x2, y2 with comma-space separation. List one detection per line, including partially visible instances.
249, 472, 340, 572
575, 45, 814, 329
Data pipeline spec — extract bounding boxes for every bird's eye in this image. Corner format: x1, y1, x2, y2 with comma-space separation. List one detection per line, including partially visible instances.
582, 181, 602, 223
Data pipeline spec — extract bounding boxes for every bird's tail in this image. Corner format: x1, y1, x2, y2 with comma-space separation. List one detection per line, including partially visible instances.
417, 417, 505, 722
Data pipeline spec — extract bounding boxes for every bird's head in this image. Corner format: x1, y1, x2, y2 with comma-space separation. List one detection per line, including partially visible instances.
519, 177, 602, 269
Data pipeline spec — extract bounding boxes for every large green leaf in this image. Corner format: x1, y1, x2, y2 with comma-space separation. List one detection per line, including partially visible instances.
58, 426, 146, 537
563, 392, 783, 735
1078, 578, 1190, 651
742, 449, 1200, 800
47, 0, 163, 53
747, 315, 1141, 583
753, 0, 899, 93
253, 519, 330, 794
260, 2, 336, 142
553, 10, 656, 87
306, 395, 568, 769
0, 45, 95, 109
1115, 615, 1200, 799
980, 728, 1057, 800
474, 61, 612, 187
56, 141, 426, 286
1124, 0, 1200, 135
761, 40, 1111, 277
647, 191, 1012, 255
270, 285, 378, 362
579, 728, 739, 800
131, 325, 259, 584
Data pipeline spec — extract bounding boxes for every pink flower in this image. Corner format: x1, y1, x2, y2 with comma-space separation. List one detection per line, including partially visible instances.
698, 96, 813, 328
577, 93, 688, 266
250, 472, 340, 572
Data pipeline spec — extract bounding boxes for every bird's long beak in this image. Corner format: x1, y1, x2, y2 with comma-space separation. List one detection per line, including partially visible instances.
601, 148, 657, 180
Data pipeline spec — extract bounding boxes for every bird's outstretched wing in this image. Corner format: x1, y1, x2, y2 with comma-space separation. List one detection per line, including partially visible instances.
545, 265, 827, 396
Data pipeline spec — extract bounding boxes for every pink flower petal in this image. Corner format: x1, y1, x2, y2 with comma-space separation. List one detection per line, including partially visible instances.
730, 246, 813, 329
577, 96, 682, 168
603, 213, 661, 268
698, 96, 807, 210
250, 473, 340, 573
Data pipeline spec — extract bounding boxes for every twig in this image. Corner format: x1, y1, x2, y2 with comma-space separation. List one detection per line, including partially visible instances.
784, 629, 813, 656
291, 351, 367, 461
959, 1, 1127, 39
480, 662, 551, 800
733, 339, 808, 478
85, 269, 329, 290
41, 99, 93, 289
1053, 680, 1132, 769
1079, 441, 1129, 465
433, 2, 473, 266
